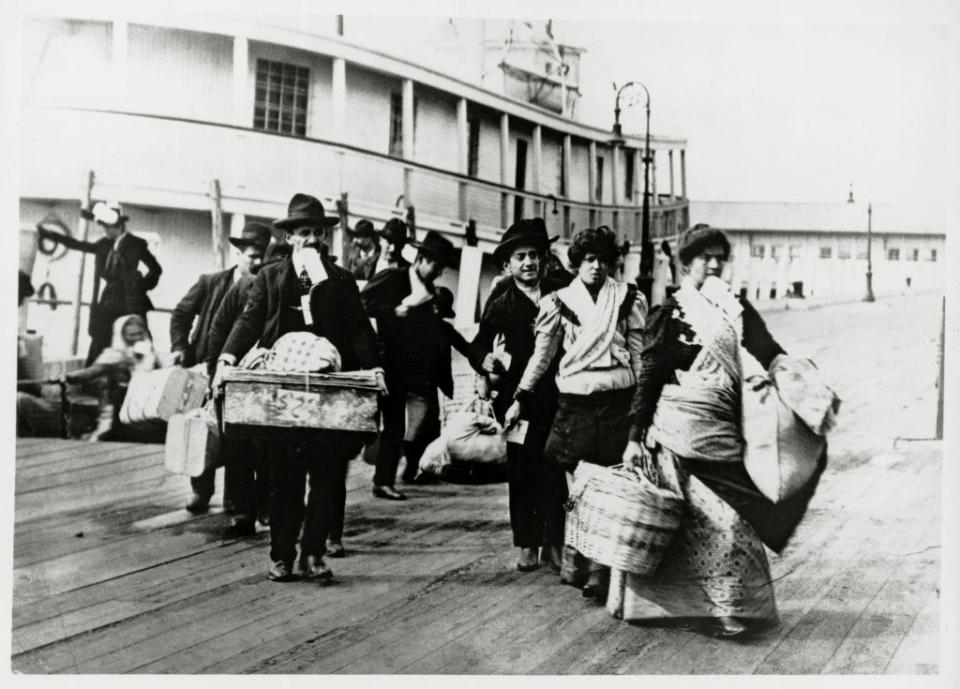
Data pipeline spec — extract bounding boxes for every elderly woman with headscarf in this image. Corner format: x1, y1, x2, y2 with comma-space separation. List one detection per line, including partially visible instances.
614, 224, 826, 638
505, 226, 648, 600
66, 314, 159, 440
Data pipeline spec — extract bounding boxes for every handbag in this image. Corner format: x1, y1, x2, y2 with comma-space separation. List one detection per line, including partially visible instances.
564, 458, 684, 575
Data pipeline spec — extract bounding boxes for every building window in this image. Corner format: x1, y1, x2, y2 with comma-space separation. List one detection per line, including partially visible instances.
625, 149, 635, 200
820, 247, 833, 259
839, 248, 851, 260
751, 245, 765, 259
927, 248, 938, 262
253, 59, 309, 136
388, 92, 418, 158
789, 245, 802, 259
857, 249, 869, 260
770, 245, 780, 259
595, 156, 604, 201
887, 248, 900, 261
467, 117, 480, 178
906, 248, 919, 261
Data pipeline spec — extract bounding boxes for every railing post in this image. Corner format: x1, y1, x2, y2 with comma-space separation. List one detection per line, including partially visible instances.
210, 179, 225, 270
70, 170, 95, 357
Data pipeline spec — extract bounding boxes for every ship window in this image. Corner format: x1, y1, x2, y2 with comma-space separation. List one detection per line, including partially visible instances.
467, 117, 480, 177
253, 59, 308, 137
595, 156, 604, 201
389, 92, 419, 158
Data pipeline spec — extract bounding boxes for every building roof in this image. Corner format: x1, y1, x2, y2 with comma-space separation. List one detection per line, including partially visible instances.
690, 201, 948, 236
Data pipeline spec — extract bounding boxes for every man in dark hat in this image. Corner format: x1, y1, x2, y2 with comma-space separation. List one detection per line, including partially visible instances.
171, 221, 272, 515
344, 219, 381, 281
361, 230, 458, 499
374, 217, 412, 273
213, 193, 386, 582
467, 217, 571, 572
38, 201, 162, 365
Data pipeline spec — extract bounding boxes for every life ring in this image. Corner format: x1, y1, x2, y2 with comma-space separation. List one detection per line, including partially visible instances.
36, 216, 72, 260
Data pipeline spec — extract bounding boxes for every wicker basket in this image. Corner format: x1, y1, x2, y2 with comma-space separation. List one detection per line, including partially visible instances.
565, 461, 684, 575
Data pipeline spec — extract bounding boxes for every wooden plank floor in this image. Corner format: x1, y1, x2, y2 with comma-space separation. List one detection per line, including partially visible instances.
11, 292, 944, 674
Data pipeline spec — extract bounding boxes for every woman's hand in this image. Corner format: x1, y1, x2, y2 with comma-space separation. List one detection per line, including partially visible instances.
622, 440, 646, 468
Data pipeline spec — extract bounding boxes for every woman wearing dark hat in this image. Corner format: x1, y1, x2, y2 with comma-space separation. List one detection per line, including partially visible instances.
374, 217, 412, 273
613, 223, 821, 637
360, 230, 458, 498
505, 226, 647, 595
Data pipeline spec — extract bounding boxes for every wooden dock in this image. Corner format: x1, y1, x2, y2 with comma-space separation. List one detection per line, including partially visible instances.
11, 292, 943, 674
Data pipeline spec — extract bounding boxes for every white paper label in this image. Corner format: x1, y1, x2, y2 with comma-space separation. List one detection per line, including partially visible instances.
506, 419, 529, 445
300, 294, 314, 326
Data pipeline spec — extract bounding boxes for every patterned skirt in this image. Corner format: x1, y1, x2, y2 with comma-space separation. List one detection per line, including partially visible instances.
607, 445, 778, 625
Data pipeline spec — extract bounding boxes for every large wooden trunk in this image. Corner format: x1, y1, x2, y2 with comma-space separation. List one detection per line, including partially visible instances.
222, 370, 380, 433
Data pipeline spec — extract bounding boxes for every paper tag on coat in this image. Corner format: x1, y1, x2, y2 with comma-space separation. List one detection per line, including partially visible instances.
300, 294, 313, 326
506, 419, 529, 445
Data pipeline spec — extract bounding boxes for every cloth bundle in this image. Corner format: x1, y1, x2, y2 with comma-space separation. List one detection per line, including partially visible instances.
263, 332, 341, 373
742, 353, 840, 503
443, 396, 507, 465
564, 459, 684, 575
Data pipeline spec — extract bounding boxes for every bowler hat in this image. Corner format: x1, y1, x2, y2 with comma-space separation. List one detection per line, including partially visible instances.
492, 217, 557, 265
273, 193, 340, 230
229, 221, 273, 251
81, 200, 129, 227
411, 231, 457, 268
347, 219, 376, 239
377, 217, 409, 245
434, 286, 456, 319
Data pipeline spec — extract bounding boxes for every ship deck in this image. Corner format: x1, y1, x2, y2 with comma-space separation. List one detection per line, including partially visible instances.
11, 292, 944, 674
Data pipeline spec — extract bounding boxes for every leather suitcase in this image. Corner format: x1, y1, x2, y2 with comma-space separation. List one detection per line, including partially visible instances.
164, 407, 220, 477
119, 366, 208, 424
222, 369, 380, 433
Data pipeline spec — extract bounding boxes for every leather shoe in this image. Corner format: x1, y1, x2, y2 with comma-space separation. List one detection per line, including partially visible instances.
715, 616, 748, 638
267, 560, 294, 582
516, 547, 540, 572
539, 545, 562, 573
372, 485, 406, 501
185, 493, 210, 514
299, 554, 333, 581
326, 540, 346, 558
223, 516, 256, 539
582, 571, 610, 602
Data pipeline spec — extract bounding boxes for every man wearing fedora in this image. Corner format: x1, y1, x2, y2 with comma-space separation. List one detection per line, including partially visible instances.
214, 193, 386, 582
170, 221, 271, 516
467, 217, 571, 572
361, 230, 458, 499
373, 217, 412, 274
344, 219, 381, 281
38, 201, 162, 365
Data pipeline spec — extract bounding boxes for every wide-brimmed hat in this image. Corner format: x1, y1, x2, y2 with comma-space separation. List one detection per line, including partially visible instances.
273, 193, 340, 231
434, 286, 456, 319
347, 219, 376, 239
492, 217, 557, 265
377, 217, 409, 245
229, 221, 273, 251
81, 201, 129, 227
411, 230, 457, 268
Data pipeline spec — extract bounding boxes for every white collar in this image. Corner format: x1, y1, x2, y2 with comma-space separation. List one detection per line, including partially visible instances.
293, 248, 328, 284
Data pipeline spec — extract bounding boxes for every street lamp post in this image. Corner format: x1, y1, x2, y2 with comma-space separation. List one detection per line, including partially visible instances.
864, 202, 875, 302
610, 81, 653, 303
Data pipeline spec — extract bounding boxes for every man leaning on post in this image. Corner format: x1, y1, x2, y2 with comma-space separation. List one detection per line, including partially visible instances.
212, 193, 387, 583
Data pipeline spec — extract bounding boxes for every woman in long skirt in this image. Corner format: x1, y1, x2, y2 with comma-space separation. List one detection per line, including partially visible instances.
617, 224, 826, 637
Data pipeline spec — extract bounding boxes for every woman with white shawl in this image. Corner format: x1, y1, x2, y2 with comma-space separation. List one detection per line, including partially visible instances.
66, 314, 159, 440
615, 224, 826, 637
505, 226, 647, 601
